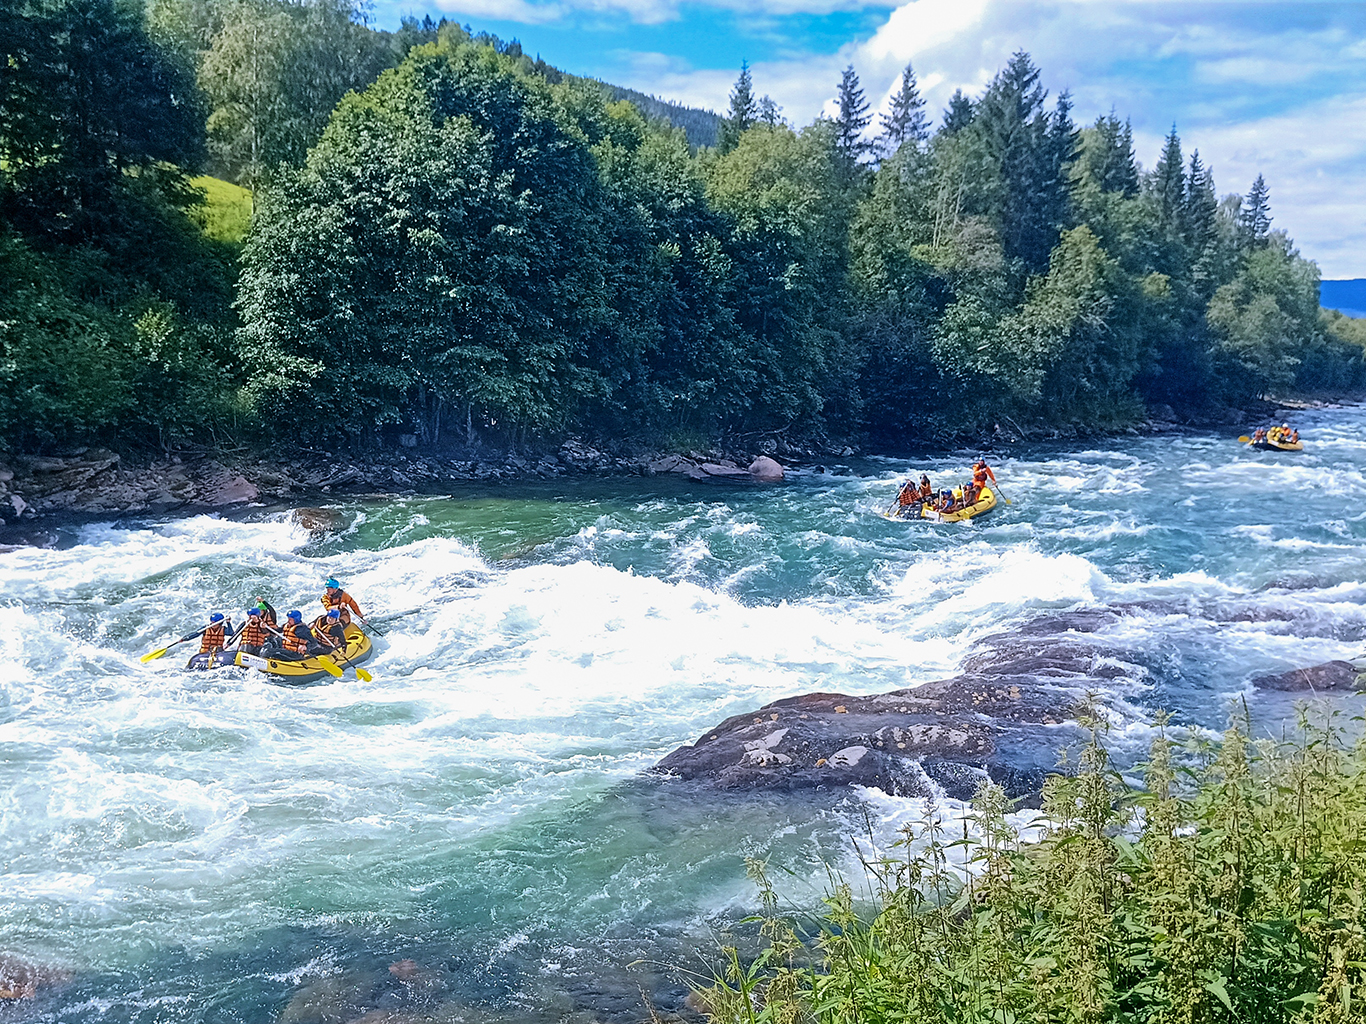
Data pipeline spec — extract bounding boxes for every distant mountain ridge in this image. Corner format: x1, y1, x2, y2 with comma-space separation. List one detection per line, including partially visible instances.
1321, 279, 1366, 319
600, 83, 721, 149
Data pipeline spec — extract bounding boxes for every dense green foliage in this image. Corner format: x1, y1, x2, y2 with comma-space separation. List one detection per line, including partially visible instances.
0, 1, 1360, 453
705, 708, 1366, 1024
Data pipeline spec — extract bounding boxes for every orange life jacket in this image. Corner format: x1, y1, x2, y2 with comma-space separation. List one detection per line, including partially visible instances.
239, 621, 268, 648
199, 623, 227, 654
897, 483, 917, 507
321, 589, 361, 625
919, 481, 932, 499
311, 616, 344, 648
282, 622, 310, 655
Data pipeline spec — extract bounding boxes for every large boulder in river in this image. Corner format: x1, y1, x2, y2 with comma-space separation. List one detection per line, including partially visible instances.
1252, 660, 1362, 692
656, 675, 1079, 803
291, 507, 347, 535
747, 456, 784, 482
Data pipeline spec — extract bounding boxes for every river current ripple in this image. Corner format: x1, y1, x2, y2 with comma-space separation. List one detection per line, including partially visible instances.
4, 406, 1366, 1022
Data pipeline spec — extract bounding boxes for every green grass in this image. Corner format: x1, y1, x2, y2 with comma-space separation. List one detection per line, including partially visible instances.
703, 704, 1366, 1024
189, 175, 252, 245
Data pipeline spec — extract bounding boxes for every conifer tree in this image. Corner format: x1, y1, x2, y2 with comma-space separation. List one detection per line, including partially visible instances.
1152, 125, 1185, 229
1080, 112, 1138, 195
757, 95, 783, 126
940, 89, 974, 133
717, 61, 757, 153
833, 64, 871, 163
1182, 150, 1218, 246
879, 61, 928, 155
1240, 173, 1272, 248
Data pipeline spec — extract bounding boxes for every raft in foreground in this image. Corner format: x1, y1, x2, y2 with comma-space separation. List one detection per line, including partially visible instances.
187, 625, 373, 684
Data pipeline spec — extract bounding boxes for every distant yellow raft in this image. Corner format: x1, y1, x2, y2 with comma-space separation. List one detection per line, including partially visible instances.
1248, 438, 1303, 452
922, 486, 997, 523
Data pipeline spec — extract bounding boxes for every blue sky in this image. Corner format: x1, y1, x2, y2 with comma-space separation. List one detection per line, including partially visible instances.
368, 1, 1366, 278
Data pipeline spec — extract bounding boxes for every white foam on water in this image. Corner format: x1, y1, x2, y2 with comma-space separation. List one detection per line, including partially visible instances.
6, 410, 1366, 997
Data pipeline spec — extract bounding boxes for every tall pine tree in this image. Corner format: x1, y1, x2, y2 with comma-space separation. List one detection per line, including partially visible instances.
1240, 173, 1272, 248
716, 61, 757, 153
1151, 125, 1185, 230
833, 64, 871, 164
940, 89, 974, 134
879, 61, 928, 156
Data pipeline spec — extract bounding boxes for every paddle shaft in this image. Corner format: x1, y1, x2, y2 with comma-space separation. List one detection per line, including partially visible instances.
141, 626, 207, 662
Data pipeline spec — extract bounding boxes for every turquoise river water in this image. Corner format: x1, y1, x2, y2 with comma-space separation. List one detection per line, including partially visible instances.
3, 405, 1366, 1022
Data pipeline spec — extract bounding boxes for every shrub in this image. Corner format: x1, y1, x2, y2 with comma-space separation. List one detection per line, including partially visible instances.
703, 706, 1366, 1024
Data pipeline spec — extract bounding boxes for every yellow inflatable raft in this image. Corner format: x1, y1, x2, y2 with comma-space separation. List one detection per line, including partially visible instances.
922, 486, 997, 523
191, 625, 373, 684
1249, 438, 1303, 452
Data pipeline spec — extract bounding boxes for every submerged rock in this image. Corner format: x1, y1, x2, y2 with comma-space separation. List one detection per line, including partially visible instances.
0, 954, 71, 1000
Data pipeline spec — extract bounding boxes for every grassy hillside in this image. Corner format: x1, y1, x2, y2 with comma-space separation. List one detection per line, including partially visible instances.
189, 175, 252, 245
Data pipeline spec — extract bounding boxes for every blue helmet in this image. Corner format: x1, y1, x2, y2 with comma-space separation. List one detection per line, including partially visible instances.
327, 609, 340, 619
287, 610, 303, 622
246, 609, 260, 618
325, 578, 340, 589
209, 613, 224, 623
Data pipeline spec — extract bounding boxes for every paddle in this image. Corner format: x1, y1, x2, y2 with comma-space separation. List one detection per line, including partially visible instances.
328, 635, 373, 682
1237, 435, 1251, 443
357, 614, 385, 637
141, 627, 206, 663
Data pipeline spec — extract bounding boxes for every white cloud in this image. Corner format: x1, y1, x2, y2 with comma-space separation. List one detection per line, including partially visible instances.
421, 0, 900, 23
613, 0, 1366, 273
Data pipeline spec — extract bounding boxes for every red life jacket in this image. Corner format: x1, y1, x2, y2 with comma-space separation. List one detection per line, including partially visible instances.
199, 623, 227, 654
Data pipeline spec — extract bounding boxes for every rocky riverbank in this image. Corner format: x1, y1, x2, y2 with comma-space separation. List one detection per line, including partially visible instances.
1, 392, 1346, 533
0, 440, 790, 531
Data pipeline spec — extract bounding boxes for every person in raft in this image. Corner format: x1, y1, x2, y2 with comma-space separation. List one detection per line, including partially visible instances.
310, 609, 347, 651
896, 478, 920, 512
198, 613, 231, 656
972, 459, 997, 491
237, 608, 270, 657
252, 597, 278, 627
321, 577, 364, 626
271, 610, 326, 661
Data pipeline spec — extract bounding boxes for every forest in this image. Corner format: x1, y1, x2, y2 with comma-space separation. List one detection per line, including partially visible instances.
1, 0, 1361, 454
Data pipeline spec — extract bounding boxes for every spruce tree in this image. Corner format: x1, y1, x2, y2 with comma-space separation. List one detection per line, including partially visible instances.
757, 95, 783, 126
1240, 174, 1272, 248
717, 61, 757, 153
1081, 112, 1138, 195
940, 89, 974, 133
1152, 125, 1185, 229
833, 64, 871, 163
879, 61, 928, 156
1182, 150, 1218, 246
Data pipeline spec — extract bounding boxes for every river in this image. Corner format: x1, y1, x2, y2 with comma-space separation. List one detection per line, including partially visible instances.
3, 406, 1366, 1022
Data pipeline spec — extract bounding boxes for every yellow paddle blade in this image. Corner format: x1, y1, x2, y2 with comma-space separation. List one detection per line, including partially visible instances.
140, 647, 170, 663
1237, 435, 1250, 443
354, 667, 373, 682
317, 655, 344, 678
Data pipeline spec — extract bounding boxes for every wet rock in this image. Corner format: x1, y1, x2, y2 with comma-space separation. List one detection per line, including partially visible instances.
747, 456, 784, 482
292, 507, 348, 535
700, 462, 748, 478
1252, 661, 1363, 692
203, 473, 259, 505
0, 955, 71, 1000
655, 683, 1073, 802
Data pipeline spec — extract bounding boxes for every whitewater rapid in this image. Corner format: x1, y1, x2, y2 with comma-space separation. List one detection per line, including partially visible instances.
3, 406, 1366, 1021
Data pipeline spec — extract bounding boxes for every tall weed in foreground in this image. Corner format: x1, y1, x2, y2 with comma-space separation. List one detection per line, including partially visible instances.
701, 706, 1366, 1024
